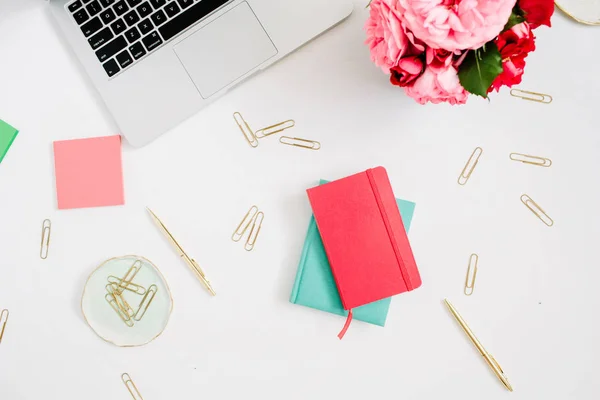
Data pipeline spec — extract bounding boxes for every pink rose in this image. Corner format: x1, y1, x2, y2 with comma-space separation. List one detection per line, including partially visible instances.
397, 0, 517, 52
404, 65, 468, 105
390, 56, 425, 87
365, 0, 425, 73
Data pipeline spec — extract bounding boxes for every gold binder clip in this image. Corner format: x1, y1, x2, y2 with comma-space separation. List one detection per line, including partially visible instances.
107, 276, 147, 295
40, 219, 51, 259
0, 309, 9, 343
107, 284, 135, 317
510, 89, 552, 104
464, 254, 478, 296
116, 260, 142, 295
134, 285, 158, 321
233, 112, 258, 148
232, 205, 258, 242
255, 120, 296, 139
521, 194, 554, 227
105, 294, 134, 327
122, 373, 144, 400
509, 153, 552, 167
280, 136, 321, 150
458, 147, 483, 185
245, 212, 264, 252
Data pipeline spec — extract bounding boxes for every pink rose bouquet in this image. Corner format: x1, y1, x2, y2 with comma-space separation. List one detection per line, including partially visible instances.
365, 0, 553, 104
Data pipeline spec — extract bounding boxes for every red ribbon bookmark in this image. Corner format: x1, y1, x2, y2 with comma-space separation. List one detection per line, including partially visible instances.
338, 309, 353, 340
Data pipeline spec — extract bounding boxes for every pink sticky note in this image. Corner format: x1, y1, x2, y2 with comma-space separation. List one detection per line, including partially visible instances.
53, 135, 125, 210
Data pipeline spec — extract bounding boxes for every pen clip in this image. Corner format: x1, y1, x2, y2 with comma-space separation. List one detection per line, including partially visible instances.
191, 259, 205, 278
191, 259, 216, 296
489, 354, 504, 374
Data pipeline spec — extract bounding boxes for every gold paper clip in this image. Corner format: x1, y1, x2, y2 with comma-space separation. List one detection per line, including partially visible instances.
233, 112, 258, 148
245, 212, 264, 252
458, 147, 483, 185
232, 205, 258, 242
107, 276, 147, 295
464, 254, 478, 296
122, 373, 144, 400
116, 260, 142, 295
521, 194, 554, 227
40, 219, 51, 259
280, 136, 321, 150
107, 284, 135, 317
509, 153, 552, 167
255, 120, 295, 139
510, 89, 552, 104
134, 285, 158, 321
0, 309, 9, 343
105, 294, 134, 327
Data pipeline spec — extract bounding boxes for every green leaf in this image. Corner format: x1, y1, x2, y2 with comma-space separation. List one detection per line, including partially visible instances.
458, 44, 503, 98
504, 11, 525, 31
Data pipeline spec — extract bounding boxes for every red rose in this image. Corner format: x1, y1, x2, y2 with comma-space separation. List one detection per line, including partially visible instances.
426, 48, 453, 71
519, 0, 554, 28
489, 22, 536, 93
390, 56, 425, 87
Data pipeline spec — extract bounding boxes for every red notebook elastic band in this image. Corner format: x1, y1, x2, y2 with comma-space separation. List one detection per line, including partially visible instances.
338, 309, 353, 340
366, 169, 414, 291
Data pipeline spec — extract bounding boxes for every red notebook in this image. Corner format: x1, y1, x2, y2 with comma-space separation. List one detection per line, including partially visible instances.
307, 167, 422, 313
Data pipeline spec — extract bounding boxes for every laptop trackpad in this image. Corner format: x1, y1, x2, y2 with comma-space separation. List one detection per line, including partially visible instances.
174, 2, 278, 99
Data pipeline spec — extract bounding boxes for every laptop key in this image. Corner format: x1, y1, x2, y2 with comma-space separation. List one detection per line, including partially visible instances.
73, 8, 89, 24
116, 50, 134, 68
160, 0, 229, 41
142, 31, 163, 52
137, 2, 153, 18
165, 2, 181, 17
114, 0, 129, 16
68, 1, 83, 12
96, 35, 128, 62
88, 27, 114, 50
150, 9, 167, 26
103, 59, 121, 77
126, 0, 143, 6
83, 0, 92, 3
124, 10, 140, 26
86, 0, 102, 16
110, 18, 127, 35
124, 27, 141, 43
129, 42, 147, 59
150, 0, 167, 9
81, 16, 102, 36
176, 0, 193, 9
100, 0, 116, 6
138, 18, 154, 35
100, 8, 117, 24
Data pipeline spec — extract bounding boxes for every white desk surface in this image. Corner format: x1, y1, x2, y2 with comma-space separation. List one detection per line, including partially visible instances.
1, 1, 600, 399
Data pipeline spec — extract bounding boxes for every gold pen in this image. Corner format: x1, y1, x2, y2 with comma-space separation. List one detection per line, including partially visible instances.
444, 299, 513, 392
147, 207, 216, 296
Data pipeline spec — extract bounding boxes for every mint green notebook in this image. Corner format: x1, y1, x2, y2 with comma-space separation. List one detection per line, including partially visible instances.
290, 180, 416, 327
0, 119, 18, 164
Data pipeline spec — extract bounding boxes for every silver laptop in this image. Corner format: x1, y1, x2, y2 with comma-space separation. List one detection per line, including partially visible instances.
48, 0, 353, 147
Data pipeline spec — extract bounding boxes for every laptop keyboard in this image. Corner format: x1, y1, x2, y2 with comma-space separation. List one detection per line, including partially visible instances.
67, 0, 230, 78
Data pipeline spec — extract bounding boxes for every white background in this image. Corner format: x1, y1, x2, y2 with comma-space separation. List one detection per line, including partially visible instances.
1, 0, 599, 399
